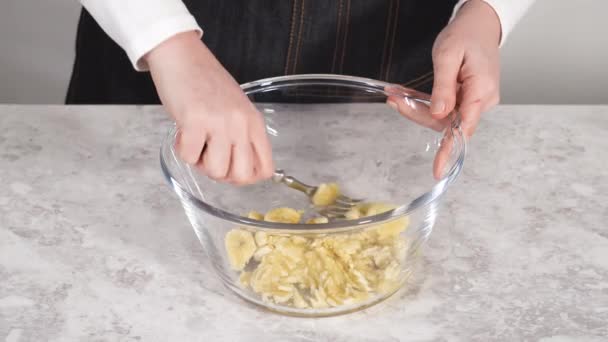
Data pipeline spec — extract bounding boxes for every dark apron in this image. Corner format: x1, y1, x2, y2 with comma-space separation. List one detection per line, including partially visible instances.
65, 0, 456, 104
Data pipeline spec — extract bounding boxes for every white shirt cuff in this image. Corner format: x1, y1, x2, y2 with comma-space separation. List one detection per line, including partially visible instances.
451, 0, 535, 47
80, 0, 203, 71
128, 14, 202, 71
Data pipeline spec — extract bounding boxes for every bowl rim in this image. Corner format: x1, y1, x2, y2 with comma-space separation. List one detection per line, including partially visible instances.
160, 74, 466, 231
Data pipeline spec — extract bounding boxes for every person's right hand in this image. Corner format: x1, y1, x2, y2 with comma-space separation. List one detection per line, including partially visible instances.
145, 32, 274, 185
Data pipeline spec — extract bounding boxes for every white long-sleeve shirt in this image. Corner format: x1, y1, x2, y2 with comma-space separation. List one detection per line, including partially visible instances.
80, 0, 534, 71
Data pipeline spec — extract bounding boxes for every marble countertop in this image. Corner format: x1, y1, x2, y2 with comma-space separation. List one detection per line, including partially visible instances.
0, 105, 607, 342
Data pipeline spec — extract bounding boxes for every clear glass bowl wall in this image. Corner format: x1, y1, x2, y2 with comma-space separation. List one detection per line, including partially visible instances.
160, 74, 465, 316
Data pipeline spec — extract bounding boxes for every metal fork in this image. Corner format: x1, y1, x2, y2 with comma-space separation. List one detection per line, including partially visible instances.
272, 169, 363, 219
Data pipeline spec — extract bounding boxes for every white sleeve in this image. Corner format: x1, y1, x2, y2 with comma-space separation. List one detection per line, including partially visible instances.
80, 0, 203, 71
451, 0, 535, 46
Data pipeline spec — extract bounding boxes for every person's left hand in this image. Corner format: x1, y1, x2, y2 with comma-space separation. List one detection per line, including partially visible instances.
430, 0, 502, 138
388, 0, 501, 179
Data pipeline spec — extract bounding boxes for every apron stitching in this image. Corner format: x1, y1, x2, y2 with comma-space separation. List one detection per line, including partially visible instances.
404, 73, 434, 89
331, 0, 344, 74
403, 70, 434, 86
292, 0, 306, 74
284, 0, 299, 75
384, 0, 400, 81
379, 0, 395, 81
338, 0, 351, 74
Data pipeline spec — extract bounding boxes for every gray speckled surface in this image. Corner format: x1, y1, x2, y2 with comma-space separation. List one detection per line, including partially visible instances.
0, 105, 607, 342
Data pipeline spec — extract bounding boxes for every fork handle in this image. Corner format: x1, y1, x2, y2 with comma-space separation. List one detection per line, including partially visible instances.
273, 169, 317, 196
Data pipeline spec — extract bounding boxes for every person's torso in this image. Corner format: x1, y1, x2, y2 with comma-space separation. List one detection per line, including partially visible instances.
186, 0, 457, 87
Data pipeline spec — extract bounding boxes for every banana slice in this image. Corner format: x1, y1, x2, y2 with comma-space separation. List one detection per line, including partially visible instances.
311, 183, 340, 206
249, 264, 271, 293
383, 261, 401, 281
377, 279, 401, 295
264, 207, 302, 224
253, 245, 274, 261
337, 238, 362, 256
371, 246, 393, 268
377, 262, 402, 294
306, 216, 329, 224
247, 211, 264, 221
326, 297, 340, 307
254, 231, 269, 246
276, 240, 306, 262
348, 269, 372, 292
272, 289, 293, 304
360, 202, 409, 240
349, 289, 370, 303
375, 217, 409, 241
290, 235, 309, 245
310, 287, 330, 308
225, 229, 257, 271
292, 288, 309, 309
362, 202, 397, 216
239, 271, 252, 287
344, 207, 362, 220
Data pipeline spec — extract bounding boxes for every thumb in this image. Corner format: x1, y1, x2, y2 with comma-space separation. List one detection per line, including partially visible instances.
430, 47, 462, 119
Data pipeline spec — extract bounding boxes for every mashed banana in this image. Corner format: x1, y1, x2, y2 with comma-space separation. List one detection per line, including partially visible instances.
225, 184, 409, 309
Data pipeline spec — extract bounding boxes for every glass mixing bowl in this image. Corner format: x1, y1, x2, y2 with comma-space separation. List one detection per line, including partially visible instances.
160, 74, 465, 316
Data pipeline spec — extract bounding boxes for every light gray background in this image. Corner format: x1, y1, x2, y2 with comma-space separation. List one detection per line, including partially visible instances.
1, 0, 607, 104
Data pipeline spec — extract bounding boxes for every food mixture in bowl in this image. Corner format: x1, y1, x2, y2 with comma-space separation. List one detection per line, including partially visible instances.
225, 183, 409, 310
